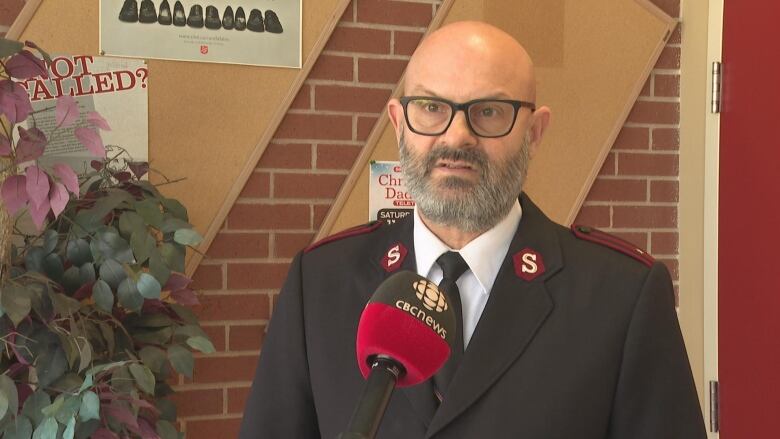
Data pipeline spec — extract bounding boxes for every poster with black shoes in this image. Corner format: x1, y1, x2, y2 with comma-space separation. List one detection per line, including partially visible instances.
100, 0, 301, 68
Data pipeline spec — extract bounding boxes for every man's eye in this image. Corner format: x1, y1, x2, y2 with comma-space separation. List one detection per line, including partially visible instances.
422, 102, 442, 112
479, 106, 502, 117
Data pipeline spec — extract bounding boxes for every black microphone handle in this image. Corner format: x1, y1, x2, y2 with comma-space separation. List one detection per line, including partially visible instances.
338, 356, 405, 439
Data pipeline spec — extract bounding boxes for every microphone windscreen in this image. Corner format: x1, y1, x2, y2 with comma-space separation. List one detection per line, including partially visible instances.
356, 271, 456, 387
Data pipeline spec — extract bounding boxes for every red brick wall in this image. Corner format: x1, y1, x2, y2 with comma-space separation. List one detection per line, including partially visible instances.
183, 1, 443, 436
0, 0, 681, 434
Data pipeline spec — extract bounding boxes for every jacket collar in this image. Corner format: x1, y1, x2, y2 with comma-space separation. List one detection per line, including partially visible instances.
366, 193, 564, 434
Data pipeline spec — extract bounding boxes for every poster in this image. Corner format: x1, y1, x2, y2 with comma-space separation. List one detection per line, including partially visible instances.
19, 55, 149, 171
369, 161, 414, 226
99, 0, 302, 68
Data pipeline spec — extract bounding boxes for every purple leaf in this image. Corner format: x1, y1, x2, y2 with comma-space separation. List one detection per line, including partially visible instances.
0, 80, 33, 124
15, 127, 47, 162
24, 165, 50, 209
105, 403, 140, 432
91, 429, 120, 439
0, 134, 10, 156
4, 50, 48, 80
55, 94, 79, 128
74, 127, 106, 157
1, 175, 29, 215
91, 160, 104, 171
28, 195, 50, 230
87, 111, 112, 130
128, 162, 149, 179
53, 163, 80, 195
49, 182, 69, 218
138, 418, 160, 439
171, 288, 199, 306
164, 272, 193, 291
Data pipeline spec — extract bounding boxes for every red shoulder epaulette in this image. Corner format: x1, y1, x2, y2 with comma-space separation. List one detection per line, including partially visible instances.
304, 221, 383, 253
571, 225, 654, 267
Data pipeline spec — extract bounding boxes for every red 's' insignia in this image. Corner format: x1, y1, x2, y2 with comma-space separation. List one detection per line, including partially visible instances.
200, 45, 209, 54
513, 248, 545, 281
381, 243, 408, 272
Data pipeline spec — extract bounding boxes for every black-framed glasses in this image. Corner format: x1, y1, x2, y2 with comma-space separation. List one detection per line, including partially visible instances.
399, 96, 536, 138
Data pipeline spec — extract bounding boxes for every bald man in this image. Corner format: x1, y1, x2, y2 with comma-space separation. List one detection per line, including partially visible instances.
239, 22, 706, 438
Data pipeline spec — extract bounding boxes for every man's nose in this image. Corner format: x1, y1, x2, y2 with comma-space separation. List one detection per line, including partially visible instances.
441, 110, 478, 147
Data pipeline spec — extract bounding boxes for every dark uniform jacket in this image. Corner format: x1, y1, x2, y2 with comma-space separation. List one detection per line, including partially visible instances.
239, 194, 707, 438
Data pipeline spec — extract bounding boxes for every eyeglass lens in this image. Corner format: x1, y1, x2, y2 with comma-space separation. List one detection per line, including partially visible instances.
405, 98, 517, 136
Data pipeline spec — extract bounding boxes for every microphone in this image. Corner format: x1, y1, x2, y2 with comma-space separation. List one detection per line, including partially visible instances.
339, 270, 457, 439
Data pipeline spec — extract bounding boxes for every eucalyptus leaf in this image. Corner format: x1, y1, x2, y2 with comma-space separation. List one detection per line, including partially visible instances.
79, 374, 93, 393
161, 197, 188, 221
130, 230, 156, 264
170, 304, 198, 325
21, 391, 50, 426
186, 336, 216, 354
85, 360, 129, 377
74, 419, 99, 439
36, 344, 68, 388
156, 419, 179, 439
66, 239, 92, 266
137, 273, 161, 299
0, 38, 24, 58
173, 228, 202, 246
129, 364, 156, 395
155, 399, 177, 422
24, 247, 47, 273
61, 266, 82, 294
90, 227, 134, 264
79, 263, 96, 284
111, 366, 134, 393
148, 249, 171, 286
50, 292, 81, 316
63, 416, 76, 439
167, 345, 194, 377
139, 346, 168, 376
77, 339, 92, 373
41, 395, 64, 417
173, 325, 207, 339
1, 284, 32, 326
72, 210, 104, 237
132, 327, 173, 345
128, 313, 174, 328
78, 391, 100, 422
54, 396, 80, 424
1, 415, 32, 439
92, 280, 114, 313
160, 217, 192, 233
117, 278, 143, 312
159, 243, 184, 272
42, 253, 64, 282
26, 282, 52, 319
0, 375, 18, 421
42, 229, 59, 254
98, 259, 126, 290
134, 198, 164, 228
31, 417, 57, 439
97, 322, 116, 357
118, 211, 146, 239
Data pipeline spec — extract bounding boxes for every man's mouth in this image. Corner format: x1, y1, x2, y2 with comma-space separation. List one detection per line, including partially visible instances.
435, 160, 476, 170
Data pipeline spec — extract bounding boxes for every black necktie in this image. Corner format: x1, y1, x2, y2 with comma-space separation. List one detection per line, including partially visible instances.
433, 251, 470, 402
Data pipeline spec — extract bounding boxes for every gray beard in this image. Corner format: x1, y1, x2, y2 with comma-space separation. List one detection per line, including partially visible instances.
399, 130, 530, 234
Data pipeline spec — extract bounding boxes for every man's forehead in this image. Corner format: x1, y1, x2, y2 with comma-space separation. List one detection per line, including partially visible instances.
404, 85, 515, 101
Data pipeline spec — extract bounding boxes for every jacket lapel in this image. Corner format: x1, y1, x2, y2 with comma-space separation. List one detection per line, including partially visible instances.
366, 216, 439, 427
426, 194, 564, 437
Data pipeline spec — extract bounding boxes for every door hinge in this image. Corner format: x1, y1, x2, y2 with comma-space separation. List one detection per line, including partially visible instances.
709, 380, 720, 432
711, 62, 722, 113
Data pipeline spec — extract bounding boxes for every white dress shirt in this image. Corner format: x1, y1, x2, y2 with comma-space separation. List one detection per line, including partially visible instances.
413, 201, 522, 349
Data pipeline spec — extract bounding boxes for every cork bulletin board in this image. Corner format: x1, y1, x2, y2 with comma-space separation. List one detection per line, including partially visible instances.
318, 0, 676, 238
9, 0, 349, 275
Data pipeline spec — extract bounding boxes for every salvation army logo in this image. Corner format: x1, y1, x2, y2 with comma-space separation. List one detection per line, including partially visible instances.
513, 248, 545, 281
200, 45, 209, 55
381, 243, 407, 272
413, 279, 448, 313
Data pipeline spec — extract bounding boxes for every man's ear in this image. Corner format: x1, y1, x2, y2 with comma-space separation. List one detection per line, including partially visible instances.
527, 106, 551, 159
387, 98, 404, 142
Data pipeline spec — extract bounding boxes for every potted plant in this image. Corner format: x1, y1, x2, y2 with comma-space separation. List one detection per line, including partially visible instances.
0, 38, 211, 439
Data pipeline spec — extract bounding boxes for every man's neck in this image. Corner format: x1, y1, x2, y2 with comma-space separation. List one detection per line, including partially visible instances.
418, 213, 482, 250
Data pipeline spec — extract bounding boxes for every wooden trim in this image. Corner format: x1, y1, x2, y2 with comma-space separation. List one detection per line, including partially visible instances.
6, 0, 43, 40
314, 0, 456, 241
184, 0, 353, 275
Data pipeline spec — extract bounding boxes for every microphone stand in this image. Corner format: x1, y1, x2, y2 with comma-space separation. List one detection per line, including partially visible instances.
338, 355, 405, 439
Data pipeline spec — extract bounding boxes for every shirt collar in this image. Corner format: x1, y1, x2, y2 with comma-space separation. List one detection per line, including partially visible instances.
413, 200, 522, 295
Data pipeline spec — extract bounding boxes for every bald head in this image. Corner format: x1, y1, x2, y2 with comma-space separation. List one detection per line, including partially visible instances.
405, 21, 537, 102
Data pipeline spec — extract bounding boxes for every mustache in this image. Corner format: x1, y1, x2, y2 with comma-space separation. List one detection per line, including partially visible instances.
423, 146, 488, 174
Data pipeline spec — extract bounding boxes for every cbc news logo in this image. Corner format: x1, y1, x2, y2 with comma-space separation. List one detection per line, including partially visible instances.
413, 280, 448, 312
